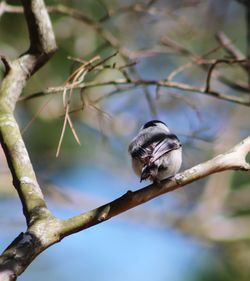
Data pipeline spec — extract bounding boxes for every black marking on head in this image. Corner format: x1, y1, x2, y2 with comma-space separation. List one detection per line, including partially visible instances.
142, 120, 166, 129
166, 133, 180, 141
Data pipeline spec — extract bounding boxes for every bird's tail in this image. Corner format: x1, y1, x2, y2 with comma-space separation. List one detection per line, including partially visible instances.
140, 164, 158, 182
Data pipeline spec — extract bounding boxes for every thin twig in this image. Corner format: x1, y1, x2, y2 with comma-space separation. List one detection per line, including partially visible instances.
161, 36, 194, 56
167, 62, 193, 81
56, 89, 68, 157
22, 75, 250, 107
162, 35, 250, 95
56, 53, 120, 157
21, 96, 54, 135
205, 59, 249, 92
216, 32, 245, 60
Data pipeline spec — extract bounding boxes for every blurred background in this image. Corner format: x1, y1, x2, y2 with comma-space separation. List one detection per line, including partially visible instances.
1, 0, 250, 280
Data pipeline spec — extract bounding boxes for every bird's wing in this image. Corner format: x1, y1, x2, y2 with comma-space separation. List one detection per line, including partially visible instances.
149, 134, 181, 164
129, 133, 166, 159
130, 133, 181, 164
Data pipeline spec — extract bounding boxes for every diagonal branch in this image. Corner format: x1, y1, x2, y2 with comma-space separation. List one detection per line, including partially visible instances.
216, 31, 245, 61
0, 136, 249, 280
59, 136, 250, 237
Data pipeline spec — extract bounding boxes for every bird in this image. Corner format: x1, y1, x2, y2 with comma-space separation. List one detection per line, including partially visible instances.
128, 120, 182, 183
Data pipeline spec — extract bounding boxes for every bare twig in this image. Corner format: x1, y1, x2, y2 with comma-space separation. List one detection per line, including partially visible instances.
215, 31, 250, 82
22, 76, 250, 107
216, 31, 245, 61
205, 59, 249, 92
0, 1, 23, 18
162, 35, 250, 96
56, 89, 70, 158
55, 54, 121, 157
235, 1, 250, 84
218, 77, 250, 93
167, 62, 193, 81
6, 3, 250, 106
161, 36, 194, 56
21, 96, 54, 135
47, 4, 158, 115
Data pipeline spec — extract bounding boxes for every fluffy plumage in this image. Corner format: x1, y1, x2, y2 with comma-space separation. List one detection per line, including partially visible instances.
128, 120, 182, 182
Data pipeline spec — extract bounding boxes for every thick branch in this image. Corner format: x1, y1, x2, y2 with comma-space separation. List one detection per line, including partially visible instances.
0, 2, 57, 278
0, 136, 249, 280
1, 3, 250, 280
22, 0, 56, 55
0, 114, 48, 222
59, 136, 250, 237
0, 215, 62, 281
0, 0, 57, 221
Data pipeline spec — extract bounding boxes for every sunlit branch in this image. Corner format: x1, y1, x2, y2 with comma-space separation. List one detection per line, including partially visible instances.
0, 2, 58, 280
0, 0, 57, 237
4, 2, 250, 106
0, 108, 249, 280
59, 136, 250, 237
22, 76, 250, 106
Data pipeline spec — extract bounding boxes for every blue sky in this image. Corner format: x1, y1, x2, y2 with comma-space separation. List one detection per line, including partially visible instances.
0, 165, 211, 281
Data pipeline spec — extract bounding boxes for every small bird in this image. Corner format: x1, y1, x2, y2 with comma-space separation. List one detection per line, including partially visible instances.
128, 120, 182, 182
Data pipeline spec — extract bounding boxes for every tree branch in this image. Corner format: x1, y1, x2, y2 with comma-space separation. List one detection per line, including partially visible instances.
216, 31, 245, 61
162, 35, 250, 96
1, 2, 250, 280
0, 2, 58, 278
237, 0, 250, 84
204, 59, 249, 92
0, 136, 249, 280
3, 3, 250, 106
59, 136, 250, 237
22, 77, 250, 107
0, 0, 57, 222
